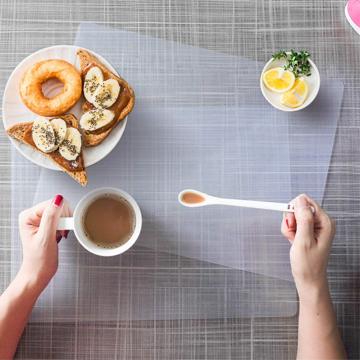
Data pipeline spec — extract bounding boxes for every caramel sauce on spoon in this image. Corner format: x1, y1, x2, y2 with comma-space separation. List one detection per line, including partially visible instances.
181, 191, 205, 204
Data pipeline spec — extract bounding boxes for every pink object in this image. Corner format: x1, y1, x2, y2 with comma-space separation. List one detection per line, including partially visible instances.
346, 0, 360, 34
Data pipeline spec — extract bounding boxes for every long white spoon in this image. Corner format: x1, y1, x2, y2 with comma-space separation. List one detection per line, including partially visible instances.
178, 189, 295, 212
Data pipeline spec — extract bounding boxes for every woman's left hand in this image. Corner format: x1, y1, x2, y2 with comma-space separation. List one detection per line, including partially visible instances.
18, 195, 72, 291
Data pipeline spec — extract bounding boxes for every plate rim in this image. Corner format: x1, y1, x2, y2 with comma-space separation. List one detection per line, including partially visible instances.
2, 44, 127, 171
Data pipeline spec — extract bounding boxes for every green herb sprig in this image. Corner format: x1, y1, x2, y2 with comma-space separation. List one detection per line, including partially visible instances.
272, 50, 311, 78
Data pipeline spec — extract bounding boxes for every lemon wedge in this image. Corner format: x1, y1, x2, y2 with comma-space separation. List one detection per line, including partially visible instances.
280, 78, 309, 108
262, 67, 295, 93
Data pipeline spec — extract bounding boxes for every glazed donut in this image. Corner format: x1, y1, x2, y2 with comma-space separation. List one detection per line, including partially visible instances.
19, 59, 82, 116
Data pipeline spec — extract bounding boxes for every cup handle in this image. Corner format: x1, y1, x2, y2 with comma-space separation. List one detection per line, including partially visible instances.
57, 217, 75, 230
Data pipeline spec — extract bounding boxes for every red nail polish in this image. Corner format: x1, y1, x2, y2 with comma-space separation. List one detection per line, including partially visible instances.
53, 194, 63, 207
286, 219, 289, 228
56, 234, 62, 243
64, 230, 69, 238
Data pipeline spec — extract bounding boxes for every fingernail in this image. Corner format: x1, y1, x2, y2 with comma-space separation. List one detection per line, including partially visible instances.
285, 219, 289, 228
64, 230, 69, 238
53, 194, 63, 207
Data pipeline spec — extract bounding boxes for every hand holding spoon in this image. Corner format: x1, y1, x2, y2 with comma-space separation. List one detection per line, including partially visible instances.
178, 189, 295, 212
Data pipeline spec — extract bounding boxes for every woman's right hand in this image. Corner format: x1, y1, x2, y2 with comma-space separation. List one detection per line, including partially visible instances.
281, 194, 336, 299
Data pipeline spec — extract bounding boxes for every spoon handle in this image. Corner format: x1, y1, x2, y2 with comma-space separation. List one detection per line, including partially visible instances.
212, 198, 294, 212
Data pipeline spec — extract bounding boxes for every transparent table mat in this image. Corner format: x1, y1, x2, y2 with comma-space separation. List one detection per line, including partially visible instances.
10, 155, 297, 320
34, 105, 292, 278
10, 23, 343, 320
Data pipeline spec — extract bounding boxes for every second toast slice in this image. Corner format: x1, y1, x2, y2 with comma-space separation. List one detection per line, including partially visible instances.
77, 49, 135, 147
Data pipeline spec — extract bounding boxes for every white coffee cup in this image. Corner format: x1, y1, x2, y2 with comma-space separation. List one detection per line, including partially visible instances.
57, 187, 142, 257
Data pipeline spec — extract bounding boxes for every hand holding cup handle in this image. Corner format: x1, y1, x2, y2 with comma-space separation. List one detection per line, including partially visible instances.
57, 217, 74, 230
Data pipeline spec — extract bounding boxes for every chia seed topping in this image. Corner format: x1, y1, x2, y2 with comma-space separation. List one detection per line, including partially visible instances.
84, 77, 99, 95
95, 83, 112, 108
88, 109, 105, 130
32, 123, 55, 151
61, 139, 78, 157
53, 129, 61, 146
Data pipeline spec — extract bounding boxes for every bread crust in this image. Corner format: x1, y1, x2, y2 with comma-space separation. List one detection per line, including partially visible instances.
77, 49, 135, 147
7, 114, 88, 186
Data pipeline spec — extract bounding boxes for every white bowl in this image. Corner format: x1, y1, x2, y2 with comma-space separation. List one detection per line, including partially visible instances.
260, 55, 320, 112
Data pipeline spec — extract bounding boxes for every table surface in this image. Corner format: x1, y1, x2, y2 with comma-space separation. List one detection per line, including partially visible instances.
1, 0, 359, 359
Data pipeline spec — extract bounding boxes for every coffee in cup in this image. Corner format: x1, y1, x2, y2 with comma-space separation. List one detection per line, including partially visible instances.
83, 194, 135, 249
57, 187, 142, 257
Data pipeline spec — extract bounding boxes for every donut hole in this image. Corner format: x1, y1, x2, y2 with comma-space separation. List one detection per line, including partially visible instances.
41, 77, 64, 99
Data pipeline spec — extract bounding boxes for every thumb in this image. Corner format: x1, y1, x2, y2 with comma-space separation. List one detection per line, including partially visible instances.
38, 195, 64, 238
294, 195, 314, 243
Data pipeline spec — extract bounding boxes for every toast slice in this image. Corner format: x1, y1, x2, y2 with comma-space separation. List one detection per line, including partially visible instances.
7, 114, 88, 186
77, 49, 135, 147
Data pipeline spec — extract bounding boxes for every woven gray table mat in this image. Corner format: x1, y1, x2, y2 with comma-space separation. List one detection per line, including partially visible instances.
2, 0, 359, 358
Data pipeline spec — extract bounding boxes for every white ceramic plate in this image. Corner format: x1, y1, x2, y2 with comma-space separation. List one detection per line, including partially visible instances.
2, 45, 127, 170
260, 55, 320, 112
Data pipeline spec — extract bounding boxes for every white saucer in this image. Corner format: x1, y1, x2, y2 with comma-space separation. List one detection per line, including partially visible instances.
260, 55, 320, 112
2, 45, 127, 170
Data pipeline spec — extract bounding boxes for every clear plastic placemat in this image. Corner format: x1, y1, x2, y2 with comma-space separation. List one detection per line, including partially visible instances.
33, 104, 292, 277
288, 93, 343, 200
10, 23, 343, 320
11, 146, 297, 320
